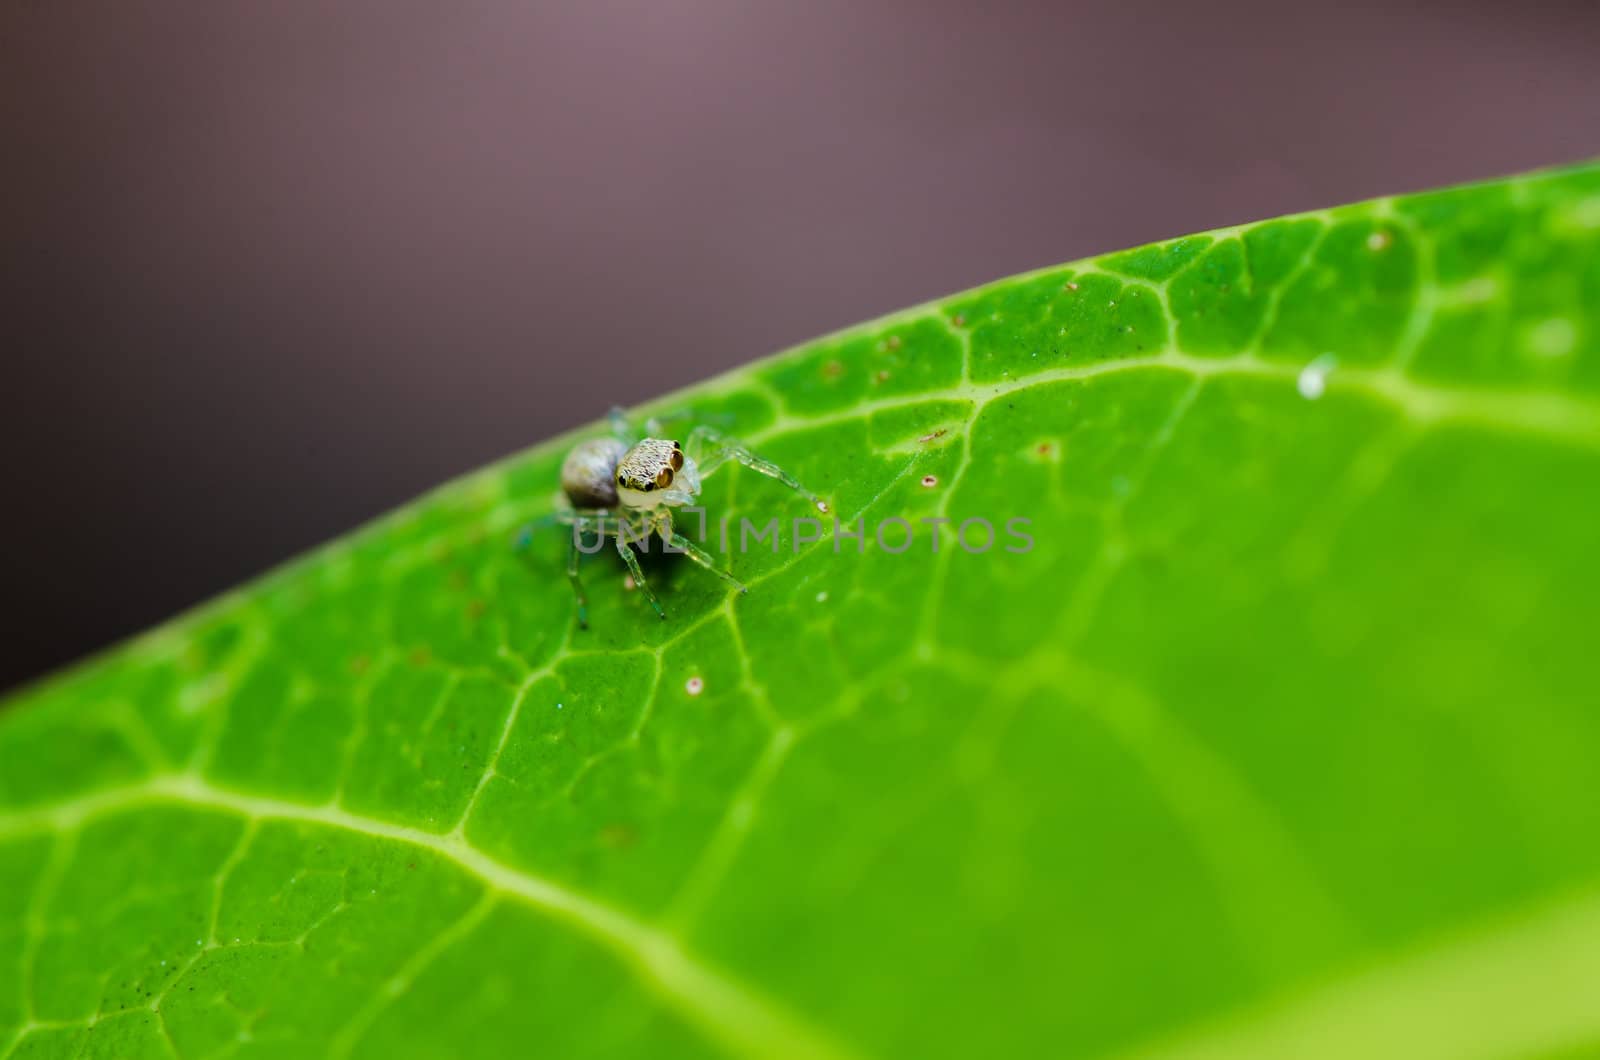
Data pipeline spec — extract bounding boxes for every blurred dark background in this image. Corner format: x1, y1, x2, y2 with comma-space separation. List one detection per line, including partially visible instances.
3, 0, 1597, 692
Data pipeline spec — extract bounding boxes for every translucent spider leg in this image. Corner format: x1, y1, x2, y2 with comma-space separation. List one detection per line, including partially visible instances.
657, 504, 746, 594
667, 531, 747, 594
610, 404, 704, 440
685, 426, 829, 512
566, 525, 598, 628
607, 406, 636, 442
512, 510, 562, 552
550, 508, 624, 629
613, 536, 666, 619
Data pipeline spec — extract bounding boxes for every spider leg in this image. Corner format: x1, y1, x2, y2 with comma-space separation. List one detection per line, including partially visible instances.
641, 407, 703, 437
607, 406, 635, 441
549, 507, 616, 526
518, 506, 614, 550
567, 526, 592, 629
668, 531, 747, 594
519, 508, 622, 629
615, 536, 666, 619
654, 506, 744, 594
565, 513, 623, 629
685, 426, 828, 512
649, 408, 736, 436
512, 510, 561, 551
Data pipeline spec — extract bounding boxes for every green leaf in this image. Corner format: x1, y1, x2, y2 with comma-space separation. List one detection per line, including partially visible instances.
4, 163, 1600, 1060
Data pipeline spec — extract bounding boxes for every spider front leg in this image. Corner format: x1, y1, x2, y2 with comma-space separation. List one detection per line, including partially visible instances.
658, 509, 747, 595
614, 532, 666, 620
685, 426, 828, 512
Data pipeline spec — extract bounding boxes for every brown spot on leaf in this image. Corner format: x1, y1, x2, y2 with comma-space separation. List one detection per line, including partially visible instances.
600, 824, 637, 849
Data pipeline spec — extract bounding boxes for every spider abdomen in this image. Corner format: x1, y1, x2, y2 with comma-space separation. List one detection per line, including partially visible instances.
560, 437, 628, 508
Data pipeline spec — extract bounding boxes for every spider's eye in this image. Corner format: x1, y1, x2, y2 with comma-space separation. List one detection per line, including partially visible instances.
670, 449, 684, 471
656, 467, 673, 488
644, 481, 655, 491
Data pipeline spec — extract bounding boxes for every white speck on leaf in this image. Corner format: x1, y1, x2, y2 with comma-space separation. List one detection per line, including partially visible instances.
815, 590, 828, 603
1298, 354, 1338, 400
921, 475, 938, 488
1367, 230, 1392, 251
685, 676, 704, 696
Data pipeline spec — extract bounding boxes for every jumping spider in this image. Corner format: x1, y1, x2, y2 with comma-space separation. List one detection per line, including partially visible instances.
523, 408, 827, 627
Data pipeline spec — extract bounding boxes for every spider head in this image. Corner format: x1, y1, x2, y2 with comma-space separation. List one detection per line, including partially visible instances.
615, 438, 701, 510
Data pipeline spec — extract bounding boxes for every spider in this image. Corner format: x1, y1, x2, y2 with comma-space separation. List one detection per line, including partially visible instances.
521, 408, 827, 627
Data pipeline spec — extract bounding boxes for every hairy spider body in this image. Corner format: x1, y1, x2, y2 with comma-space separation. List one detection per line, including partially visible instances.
528, 408, 827, 627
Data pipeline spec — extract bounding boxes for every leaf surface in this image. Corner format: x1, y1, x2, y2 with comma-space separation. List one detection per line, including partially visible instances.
4, 164, 1600, 1060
